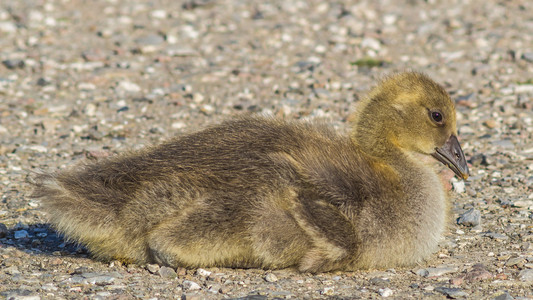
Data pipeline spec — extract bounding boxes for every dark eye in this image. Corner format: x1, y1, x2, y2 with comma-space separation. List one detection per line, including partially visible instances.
430, 111, 443, 124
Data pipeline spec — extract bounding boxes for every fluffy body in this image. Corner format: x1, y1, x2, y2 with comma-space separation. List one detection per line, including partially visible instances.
32, 72, 458, 273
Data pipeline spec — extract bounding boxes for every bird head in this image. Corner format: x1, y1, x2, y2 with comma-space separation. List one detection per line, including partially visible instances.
352, 72, 469, 180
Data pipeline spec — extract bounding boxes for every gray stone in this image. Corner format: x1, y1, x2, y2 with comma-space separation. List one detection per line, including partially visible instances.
482, 232, 509, 240
518, 269, 533, 282
158, 266, 177, 279
135, 34, 165, 46
232, 295, 267, 300
79, 272, 121, 285
505, 257, 525, 267
270, 291, 294, 297
492, 292, 514, 300
457, 208, 481, 227
491, 139, 515, 149
522, 52, 533, 63
4, 266, 20, 275
434, 286, 469, 298
14, 230, 29, 239
2, 59, 25, 69
166, 46, 198, 57
85, 275, 116, 285
416, 266, 457, 277
6, 294, 40, 300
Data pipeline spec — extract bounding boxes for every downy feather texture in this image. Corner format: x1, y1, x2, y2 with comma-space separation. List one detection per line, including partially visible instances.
32, 72, 468, 273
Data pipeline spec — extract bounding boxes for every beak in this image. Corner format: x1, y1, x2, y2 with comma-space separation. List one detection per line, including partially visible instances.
431, 135, 469, 180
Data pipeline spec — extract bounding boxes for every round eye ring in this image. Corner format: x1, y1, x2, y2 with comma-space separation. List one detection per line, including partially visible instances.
430, 110, 444, 124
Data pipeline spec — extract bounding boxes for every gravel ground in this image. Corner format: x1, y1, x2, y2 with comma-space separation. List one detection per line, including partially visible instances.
1, 0, 533, 299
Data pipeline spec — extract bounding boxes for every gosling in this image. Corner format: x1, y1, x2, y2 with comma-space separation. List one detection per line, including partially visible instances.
32, 72, 469, 273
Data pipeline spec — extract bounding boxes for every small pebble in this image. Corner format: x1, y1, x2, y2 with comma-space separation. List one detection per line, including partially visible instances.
450, 277, 464, 285
422, 285, 434, 291
78, 272, 120, 286
452, 180, 465, 193
151, 10, 167, 19
464, 264, 492, 281
522, 52, 533, 63
135, 34, 165, 46
264, 273, 278, 282
116, 81, 141, 94
2, 59, 25, 69
482, 232, 509, 240
505, 257, 525, 267
158, 266, 177, 279
183, 280, 201, 291
457, 208, 481, 227
513, 200, 533, 209
492, 292, 514, 300
378, 288, 393, 297
14, 230, 29, 239
518, 269, 533, 282
321, 286, 334, 295
483, 119, 498, 129
41, 283, 58, 291
85, 275, 116, 285
49, 257, 63, 265
416, 266, 457, 277
146, 264, 160, 274
176, 267, 187, 276
196, 268, 211, 277
4, 266, 20, 275
434, 286, 469, 298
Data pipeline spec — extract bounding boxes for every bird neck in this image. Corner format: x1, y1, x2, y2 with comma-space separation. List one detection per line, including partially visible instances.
349, 102, 404, 162
351, 128, 404, 162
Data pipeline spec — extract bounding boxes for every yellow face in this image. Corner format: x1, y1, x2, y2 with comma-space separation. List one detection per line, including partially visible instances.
391, 88, 457, 155
368, 72, 469, 179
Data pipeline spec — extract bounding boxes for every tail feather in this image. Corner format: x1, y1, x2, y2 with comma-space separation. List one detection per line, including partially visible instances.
31, 171, 149, 263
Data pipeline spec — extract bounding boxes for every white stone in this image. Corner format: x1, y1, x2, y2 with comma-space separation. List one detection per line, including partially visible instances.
361, 37, 381, 51
515, 85, 533, 94
0, 21, 16, 33
85, 103, 96, 117
513, 200, 533, 209
314, 44, 327, 54
78, 82, 96, 91
452, 180, 465, 193
196, 268, 211, 277
41, 283, 58, 291
183, 280, 201, 291
166, 34, 177, 44
193, 93, 205, 103
171, 122, 186, 129
264, 273, 278, 282
383, 14, 397, 25
29, 10, 44, 23
26, 145, 48, 153
379, 288, 393, 297
116, 81, 141, 93
151, 10, 167, 19
321, 286, 335, 295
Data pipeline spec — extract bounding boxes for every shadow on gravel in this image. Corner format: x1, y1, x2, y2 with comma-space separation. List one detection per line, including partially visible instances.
0, 223, 88, 258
